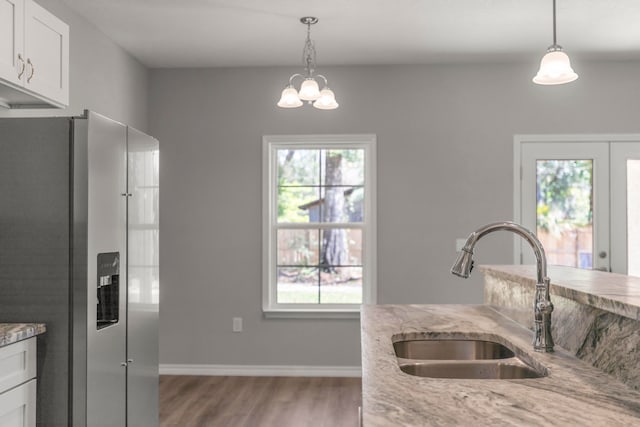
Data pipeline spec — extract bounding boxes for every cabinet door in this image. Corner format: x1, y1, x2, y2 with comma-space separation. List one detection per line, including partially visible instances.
0, 0, 24, 87
23, 0, 68, 106
0, 379, 36, 427
0, 338, 36, 394
126, 127, 159, 427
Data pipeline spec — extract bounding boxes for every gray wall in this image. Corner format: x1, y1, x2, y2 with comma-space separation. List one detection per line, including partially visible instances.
0, 0, 148, 131
150, 60, 640, 367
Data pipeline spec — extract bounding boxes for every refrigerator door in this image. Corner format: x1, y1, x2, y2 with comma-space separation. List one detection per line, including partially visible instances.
85, 111, 128, 427
126, 126, 160, 426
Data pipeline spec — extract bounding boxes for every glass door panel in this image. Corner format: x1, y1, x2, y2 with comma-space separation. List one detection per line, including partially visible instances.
536, 160, 593, 268
611, 142, 640, 277
521, 142, 609, 270
628, 160, 640, 277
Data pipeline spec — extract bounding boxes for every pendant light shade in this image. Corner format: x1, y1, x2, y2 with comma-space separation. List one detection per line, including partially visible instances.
533, 47, 578, 85
277, 17, 338, 110
298, 78, 321, 101
313, 88, 339, 110
533, 0, 578, 85
277, 86, 303, 108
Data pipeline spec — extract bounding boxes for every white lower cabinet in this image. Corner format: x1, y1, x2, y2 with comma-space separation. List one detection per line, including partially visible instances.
0, 338, 37, 427
0, 379, 36, 427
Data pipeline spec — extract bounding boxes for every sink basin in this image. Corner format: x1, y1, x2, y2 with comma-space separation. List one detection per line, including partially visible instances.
393, 339, 515, 360
398, 360, 544, 379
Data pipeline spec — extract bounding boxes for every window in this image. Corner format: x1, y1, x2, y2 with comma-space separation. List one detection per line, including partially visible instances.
263, 135, 377, 317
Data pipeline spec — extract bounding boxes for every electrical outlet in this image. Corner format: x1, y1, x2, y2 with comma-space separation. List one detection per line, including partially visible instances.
232, 317, 243, 332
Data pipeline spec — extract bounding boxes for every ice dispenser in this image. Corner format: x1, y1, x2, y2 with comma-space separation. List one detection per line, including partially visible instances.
97, 252, 120, 329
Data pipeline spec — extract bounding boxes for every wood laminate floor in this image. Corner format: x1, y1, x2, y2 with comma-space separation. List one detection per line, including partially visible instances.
159, 376, 362, 427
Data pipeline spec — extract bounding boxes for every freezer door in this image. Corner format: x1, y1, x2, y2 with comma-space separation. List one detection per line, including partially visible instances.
85, 111, 128, 427
126, 126, 160, 426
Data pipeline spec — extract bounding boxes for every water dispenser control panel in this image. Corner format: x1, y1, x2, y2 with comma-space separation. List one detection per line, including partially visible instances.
97, 252, 120, 329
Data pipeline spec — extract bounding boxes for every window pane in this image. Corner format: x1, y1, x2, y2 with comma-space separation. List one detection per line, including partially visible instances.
277, 149, 319, 186
277, 187, 320, 223
320, 267, 363, 304
320, 229, 362, 266
628, 160, 640, 277
320, 149, 364, 186
320, 186, 364, 223
277, 229, 319, 266
536, 160, 593, 268
277, 267, 319, 304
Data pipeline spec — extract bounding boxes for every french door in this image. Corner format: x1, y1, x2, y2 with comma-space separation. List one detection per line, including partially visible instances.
517, 136, 640, 276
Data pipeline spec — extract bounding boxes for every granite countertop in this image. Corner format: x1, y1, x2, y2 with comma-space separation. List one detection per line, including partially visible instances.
361, 304, 640, 426
479, 265, 640, 320
0, 323, 46, 348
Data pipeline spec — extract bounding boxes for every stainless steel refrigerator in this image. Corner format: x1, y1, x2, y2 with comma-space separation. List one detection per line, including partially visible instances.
0, 111, 159, 426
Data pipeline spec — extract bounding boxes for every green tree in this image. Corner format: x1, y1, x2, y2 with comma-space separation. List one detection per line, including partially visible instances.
536, 160, 592, 234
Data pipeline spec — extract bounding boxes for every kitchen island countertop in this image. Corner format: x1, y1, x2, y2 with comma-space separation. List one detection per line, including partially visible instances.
361, 304, 640, 426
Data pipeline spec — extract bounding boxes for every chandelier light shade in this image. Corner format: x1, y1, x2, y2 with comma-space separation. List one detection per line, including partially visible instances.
533, 0, 578, 85
277, 17, 339, 110
277, 86, 304, 108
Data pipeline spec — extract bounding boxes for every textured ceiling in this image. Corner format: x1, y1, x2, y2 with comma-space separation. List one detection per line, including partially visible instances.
60, 0, 640, 68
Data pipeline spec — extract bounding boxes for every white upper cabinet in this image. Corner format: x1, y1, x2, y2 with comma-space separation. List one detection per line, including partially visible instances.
0, 0, 24, 87
0, 0, 69, 108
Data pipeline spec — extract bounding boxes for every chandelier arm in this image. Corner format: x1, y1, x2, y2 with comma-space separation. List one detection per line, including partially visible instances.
315, 74, 328, 87
287, 73, 304, 86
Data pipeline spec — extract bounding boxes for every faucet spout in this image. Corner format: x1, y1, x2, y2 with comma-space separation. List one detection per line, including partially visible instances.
451, 221, 554, 352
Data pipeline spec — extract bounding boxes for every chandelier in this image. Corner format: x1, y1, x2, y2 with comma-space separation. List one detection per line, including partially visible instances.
277, 17, 339, 110
533, 0, 578, 85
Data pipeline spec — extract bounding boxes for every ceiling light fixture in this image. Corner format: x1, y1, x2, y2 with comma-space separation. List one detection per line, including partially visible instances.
277, 17, 338, 110
533, 0, 578, 85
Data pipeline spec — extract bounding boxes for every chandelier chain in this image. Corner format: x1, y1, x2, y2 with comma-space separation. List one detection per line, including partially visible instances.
302, 21, 317, 77
552, 0, 557, 46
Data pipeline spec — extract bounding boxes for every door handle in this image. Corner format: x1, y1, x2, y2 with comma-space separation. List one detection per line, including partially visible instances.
26, 58, 34, 83
17, 54, 25, 79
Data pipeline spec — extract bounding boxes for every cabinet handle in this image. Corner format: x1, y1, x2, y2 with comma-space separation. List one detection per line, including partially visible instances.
17, 54, 25, 79
26, 58, 34, 83
127, 359, 134, 364
120, 362, 128, 367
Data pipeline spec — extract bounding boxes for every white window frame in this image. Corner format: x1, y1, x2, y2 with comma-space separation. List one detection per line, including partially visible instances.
262, 134, 377, 319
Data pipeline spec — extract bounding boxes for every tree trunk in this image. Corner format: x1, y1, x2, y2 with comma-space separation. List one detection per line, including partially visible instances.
321, 152, 347, 273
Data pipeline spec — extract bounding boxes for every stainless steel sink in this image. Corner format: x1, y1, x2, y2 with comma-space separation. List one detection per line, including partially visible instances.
393, 339, 515, 360
398, 360, 544, 379
392, 337, 547, 379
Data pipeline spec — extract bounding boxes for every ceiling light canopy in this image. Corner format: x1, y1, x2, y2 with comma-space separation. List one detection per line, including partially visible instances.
533, 0, 578, 85
277, 17, 338, 110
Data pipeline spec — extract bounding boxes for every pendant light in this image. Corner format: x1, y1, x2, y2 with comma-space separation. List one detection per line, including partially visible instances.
277, 17, 339, 110
533, 0, 578, 85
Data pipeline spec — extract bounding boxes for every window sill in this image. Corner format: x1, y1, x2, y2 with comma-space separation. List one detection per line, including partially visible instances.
263, 309, 361, 319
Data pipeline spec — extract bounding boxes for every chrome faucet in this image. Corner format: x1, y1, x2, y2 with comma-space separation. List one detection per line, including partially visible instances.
451, 221, 554, 352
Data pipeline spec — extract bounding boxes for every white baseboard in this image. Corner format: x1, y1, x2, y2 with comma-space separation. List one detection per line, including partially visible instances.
159, 364, 362, 378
